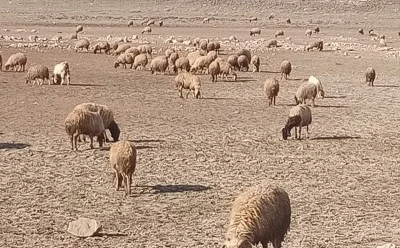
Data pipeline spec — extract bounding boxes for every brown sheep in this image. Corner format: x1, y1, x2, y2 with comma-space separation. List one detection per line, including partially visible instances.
282, 104, 312, 140
280, 60, 292, 80
264, 78, 279, 106
366, 67, 376, 87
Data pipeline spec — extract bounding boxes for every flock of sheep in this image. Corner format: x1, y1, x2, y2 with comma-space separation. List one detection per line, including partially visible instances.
0, 19, 381, 248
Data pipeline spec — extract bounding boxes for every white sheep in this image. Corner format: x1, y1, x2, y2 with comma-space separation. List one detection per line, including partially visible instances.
190, 51, 217, 74
208, 61, 220, 82
237, 55, 249, 72
218, 60, 237, 81
93, 41, 111, 54
109, 141, 137, 197
187, 50, 203, 67
142, 26, 152, 35
308, 75, 324, 98
266, 39, 278, 48
366, 67, 376, 86
174, 57, 190, 72
295, 82, 318, 107
4, 53, 27, 72
25, 65, 50, 85
76, 25, 83, 33
250, 27, 261, 36
133, 54, 148, 70
109, 41, 119, 52
165, 48, 175, 58
251, 55, 260, 72
280, 60, 292, 80
115, 44, 131, 55
264, 78, 279, 106
306, 41, 323, 51
227, 55, 239, 70
202, 17, 210, 23
114, 53, 135, 69
74, 38, 90, 52
146, 19, 155, 26
137, 44, 152, 56
168, 52, 179, 72
150, 55, 168, 75
52, 61, 71, 85
174, 72, 202, 99
223, 184, 291, 248
236, 48, 251, 62
282, 104, 312, 140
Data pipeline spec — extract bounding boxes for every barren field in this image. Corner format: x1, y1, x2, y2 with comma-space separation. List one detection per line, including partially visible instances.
0, 1, 400, 248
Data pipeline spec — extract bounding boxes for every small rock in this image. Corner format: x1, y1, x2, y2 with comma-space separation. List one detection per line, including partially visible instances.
343, 51, 349, 56
377, 244, 396, 248
67, 217, 102, 238
132, 35, 138, 40
354, 55, 361, 59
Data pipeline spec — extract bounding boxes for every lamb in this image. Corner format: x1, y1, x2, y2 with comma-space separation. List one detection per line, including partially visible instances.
52, 61, 71, 85
4, 53, 27, 72
314, 27, 320, 33
142, 26, 152, 35
0, 55, 2, 71
174, 57, 190, 72
227, 55, 240, 70
93, 41, 111, 54
251, 55, 260, 72
238, 55, 249, 71
275, 30, 284, 38
280, 60, 292, 80
365, 67, 376, 87
250, 27, 261, 36
359, 28, 364, 35
109, 141, 137, 197
150, 55, 169, 75
174, 72, 202, 99
76, 25, 83, 33
306, 41, 323, 51
223, 184, 291, 248
125, 47, 140, 57
115, 44, 131, 55
133, 54, 148, 70
282, 104, 312, 140
128, 20, 134, 27
75, 38, 90, 52
264, 78, 279, 106
308, 75, 325, 98
25, 65, 50, 85
305, 29, 312, 36
218, 60, 237, 81
294, 82, 318, 107
114, 53, 135, 69
208, 61, 220, 82
74, 102, 120, 142
266, 39, 278, 48
236, 49, 251, 62
65, 108, 105, 151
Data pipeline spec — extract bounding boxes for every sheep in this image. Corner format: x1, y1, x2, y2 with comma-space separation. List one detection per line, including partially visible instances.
379, 38, 386, 47
25, 65, 50, 85
266, 39, 278, 48
114, 53, 135, 69
52, 61, 71, 85
74, 103, 120, 142
190, 51, 218, 74
250, 27, 261, 36
4, 53, 27, 72
209, 61, 220, 82
76, 25, 83, 33
294, 82, 318, 107
174, 57, 191, 72
109, 41, 119, 52
115, 44, 131, 55
193, 37, 201, 47
249, 17, 257, 22
368, 29, 376, 36
236, 49, 251, 62
280, 60, 292, 80
128, 20, 134, 27
223, 184, 291, 248
74, 38, 90, 52
133, 54, 148, 70
141, 18, 149, 26
142, 26, 152, 35
214, 42, 221, 54
286, 18, 291, 24
264, 78, 279, 106
366, 67, 376, 87
379, 34, 385, 40
306, 40, 323, 51
150, 55, 168, 75
158, 20, 163, 27
207, 42, 216, 52
125, 47, 140, 57
218, 60, 237, 81
174, 72, 201, 99
359, 28, 364, 35
282, 104, 312, 140
93, 41, 111, 54
146, 19, 155, 26
308, 75, 325, 99
109, 141, 137, 197
227, 55, 240, 71
237, 55, 249, 72
305, 29, 312, 36
314, 27, 320, 33
199, 40, 208, 51
165, 48, 175, 58
251, 55, 260, 72
0, 55, 2, 71
137, 44, 153, 56
65, 108, 105, 151
168, 52, 179, 72
202, 17, 210, 23
275, 30, 284, 38
187, 50, 203, 67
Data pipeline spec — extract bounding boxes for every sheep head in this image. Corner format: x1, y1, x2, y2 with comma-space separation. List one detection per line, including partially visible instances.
108, 120, 120, 142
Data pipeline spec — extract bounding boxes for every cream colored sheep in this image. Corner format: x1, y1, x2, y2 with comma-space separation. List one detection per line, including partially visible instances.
109, 141, 137, 197
137, 44, 152, 56
306, 41, 323, 51
4, 53, 27, 72
208, 61, 220, 82
187, 50, 203, 67
366, 67, 376, 86
264, 78, 279, 106
282, 104, 312, 140
190, 51, 218, 74
250, 27, 261, 36
223, 184, 291, 248
115, 44, 131, 55
275, 30, 284, 38
109, 41, 119, 51
133, 54, 148, 70
308, 75, 324, 98
280, 60, 292, 80
237, 55, 249, 71
125, 47, 140, 57
174, 57, 190, 72
305, 29, 312, 36
25, 65, 50, 85
150, 55, 168, 75
93, 41, 111, 54
218, 60, 237, 81
142, 26, 152, 35
174, 72, 201, 99
114, 53, 135, 69
74, 38, 90, 52
227, 55, 239, 70
295, 82, 318, 107
266, 39, 278, 48
52, 61, 71, 85
165, 48, 175, 58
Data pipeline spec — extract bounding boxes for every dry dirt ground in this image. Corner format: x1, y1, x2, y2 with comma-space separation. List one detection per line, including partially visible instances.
1, 1, 400, 247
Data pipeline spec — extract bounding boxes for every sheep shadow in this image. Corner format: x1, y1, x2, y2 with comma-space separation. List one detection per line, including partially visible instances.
324, 95, 347, 99
372, 85, 399, 88
138, 184, 211, 194
312, 135, 361, 140
128, 139, 165, 143
287, 78, 306, 81
95, 233, 128, 238
68, 83, 106, 87
201, 97, 235, 100
235, 78, 257, 83
0, 142, 30, 150
316, 105, 349, 108
262, 70, 280, 74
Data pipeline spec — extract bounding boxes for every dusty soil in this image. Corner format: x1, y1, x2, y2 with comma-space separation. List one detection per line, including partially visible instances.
0, 1, 400, 247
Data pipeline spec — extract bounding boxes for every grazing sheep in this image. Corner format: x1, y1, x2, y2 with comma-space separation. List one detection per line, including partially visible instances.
286, 18, 291, 24
133, 54, 149, 70
187, 50, 203, 67
115, 43, 131, 55
71, 33, 78, 40
168, 52, 179, 72
359, 28, 364, 35
75, 38, 90, 52
125, 47, 140, 57
65, 109, 105, 151
142, 26, 152, 35
174, 57, 191, 72
379, 38, 386, 47
174, 72, 201, 99
209, 61, 220, 82
0, 55, 2, 71
146, 19, 155, 26
366, 67, 376, 87
266, 39, 278, 48
214, 42, 221, 54
25, 65, 50, 85
237, 55, 249, 72
305, 29, 312, 36
236, 49, 251, 62
264, 78, 280, 106
280, 60, 292, 80
379, 34, 385, 40
223, 184, 291, 248
275, 30, 284, 38
74, 102, 120, 142
28, 35, 38, 42
4, 53, 27, 72
128, 20, 134, 27
114, 53, 135, 69
150, 55, 168, 75
93, 41, 111, 54
158, 20, 163, 27
137, 44, 153, 56
250, 27, 261, 36
227, 55, 240, 71
109, 141, 137, 197
251, 55, 260, 72
165, 48, 175, 58
52, 61, 71, 85
76, 25, 83, 33
295, 82, 318, 107
369, 29, 377, 36
306, 40, 323, 51
218, 60, 237, 81
141, 18, 149, 26
314, 27, 320, 33
203, 17, 210, 23
282, 104, 312, 140
308, 76, 325, 99
191, 51, 218, 74
249, 17, 257, 22
109, 41, 119, 51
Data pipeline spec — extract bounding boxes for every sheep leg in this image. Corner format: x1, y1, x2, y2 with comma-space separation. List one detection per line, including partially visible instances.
298, 126, 302, 140
73, 133, 79, 151
273, 96, 276, 105
186, 90, 190, 99
261, 241, 269, 248
114, 170, 120, 191
306, 125, 310, 138
130, 63, 133, 69
127, 173, 132, 195
311, 98, 315, 107
272, 239, 281, 248
294, 127, 298, 139
89, 136, 94, 149
179, 87, 184, 98
70, 135, 74, 150
123, 174, 129, 196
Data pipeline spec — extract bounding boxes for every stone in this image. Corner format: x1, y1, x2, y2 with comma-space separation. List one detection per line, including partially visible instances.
377, 244, 396, 248
67, 217, 102, 237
